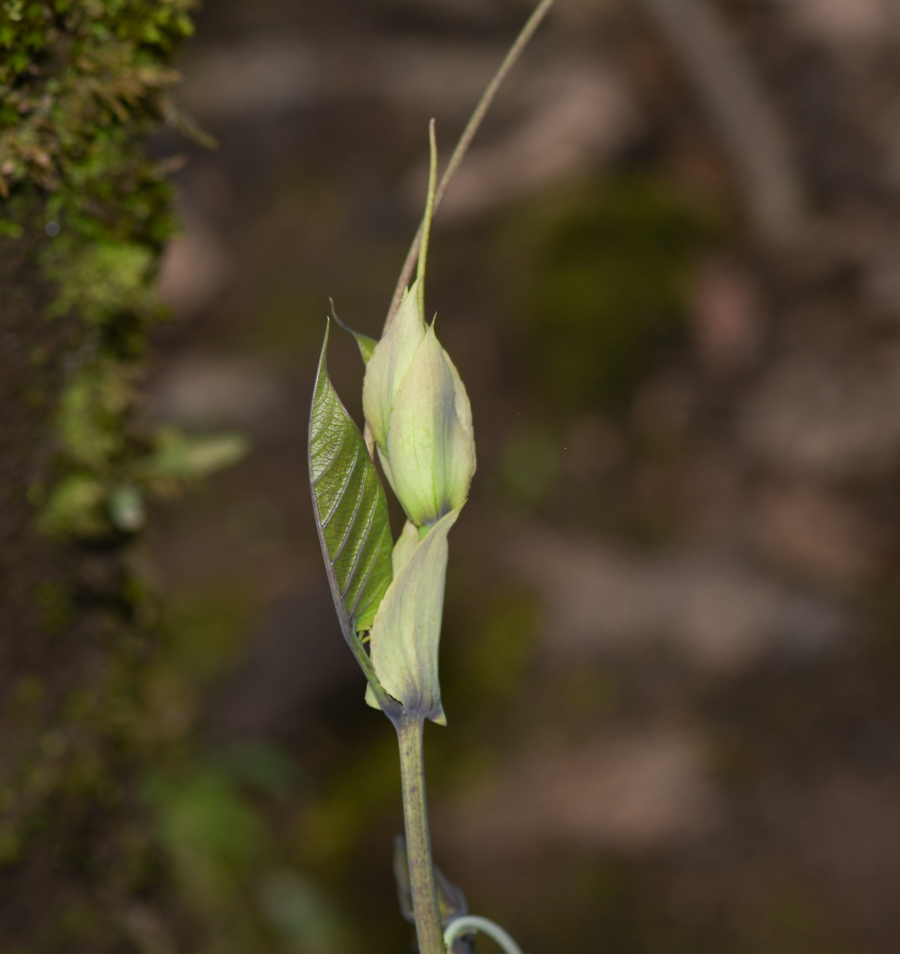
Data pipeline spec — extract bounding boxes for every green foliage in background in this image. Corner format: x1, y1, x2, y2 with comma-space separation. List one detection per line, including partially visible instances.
145, 579, 352, 954
149, 745, 347, 954
509, 174, 719, 414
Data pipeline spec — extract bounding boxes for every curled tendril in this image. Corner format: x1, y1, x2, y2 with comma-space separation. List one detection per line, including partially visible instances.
444, 915, 525, 954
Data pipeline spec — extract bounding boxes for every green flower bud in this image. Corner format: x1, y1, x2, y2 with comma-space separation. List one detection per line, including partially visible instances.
362, 284, 476, 527
362, 279, 426, 452
384, 324, 475, 526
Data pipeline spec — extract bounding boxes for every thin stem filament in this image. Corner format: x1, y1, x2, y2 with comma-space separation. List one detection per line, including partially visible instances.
384, 0, 556, 331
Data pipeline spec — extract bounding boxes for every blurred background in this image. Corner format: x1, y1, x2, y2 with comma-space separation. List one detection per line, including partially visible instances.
139, 0, 900, 951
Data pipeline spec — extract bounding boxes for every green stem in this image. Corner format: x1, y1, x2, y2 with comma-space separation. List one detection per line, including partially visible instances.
395, 715, 445, 954
416, 119, 439, 318
384, 0, 556, 331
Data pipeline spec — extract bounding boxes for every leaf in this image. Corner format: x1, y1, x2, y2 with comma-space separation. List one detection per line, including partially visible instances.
309, 320, 394, 637
140, 428, 249, 480
393, 836, 473, 952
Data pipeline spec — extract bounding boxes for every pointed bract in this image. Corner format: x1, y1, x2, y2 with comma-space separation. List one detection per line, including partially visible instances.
354, 333, 378, 364
365, 507, 461, 723
329, 299, 378, 363
392, 519, 420, 575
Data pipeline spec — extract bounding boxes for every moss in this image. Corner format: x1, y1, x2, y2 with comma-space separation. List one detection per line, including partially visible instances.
57, 361, 131, 465
43, 239, 158, 325
0, 2, 228, 949
0, 1, 193, 201
0, 0, 241, 542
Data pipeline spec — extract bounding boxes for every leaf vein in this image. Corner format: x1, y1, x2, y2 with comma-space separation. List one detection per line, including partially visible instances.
329, 456, 368, 567
319, 437, 360, 529
341, 485, 379, 600
349, 532, 384, 623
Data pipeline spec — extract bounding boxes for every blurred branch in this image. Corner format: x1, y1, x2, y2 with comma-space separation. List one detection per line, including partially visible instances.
638, 0, 807, 245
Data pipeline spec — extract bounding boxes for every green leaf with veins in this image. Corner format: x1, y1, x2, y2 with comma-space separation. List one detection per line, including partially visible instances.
309, 320, 394, 638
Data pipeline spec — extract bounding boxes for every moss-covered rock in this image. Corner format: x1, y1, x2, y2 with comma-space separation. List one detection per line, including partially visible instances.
0, 3, 222, 950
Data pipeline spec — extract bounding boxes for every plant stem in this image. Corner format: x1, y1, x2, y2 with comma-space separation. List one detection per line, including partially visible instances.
416, 119, 439, 319
395, 715, 445, 954
384, 0, 556, 331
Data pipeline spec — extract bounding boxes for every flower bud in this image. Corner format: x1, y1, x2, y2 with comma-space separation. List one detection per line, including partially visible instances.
362, 285, 475, 527
384, 324, 475, 526
362, 280, 425, 452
